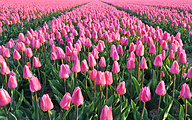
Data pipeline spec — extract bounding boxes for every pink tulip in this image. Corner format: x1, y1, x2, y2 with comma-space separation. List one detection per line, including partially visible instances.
59, 64, 71, 79
56, 47, 65, 59
117, 45, 123, 55
153, 55, 162, 67
89, 69, 97, 81
187, 67, 192, 79
180, 83, 191, 99
72, 59, 81, 73
25, 48, 33, 58
99, 57, 106, 68
23, 65, 33, 79
100, 105, 113, 120
1, 62, 10, 75
8, 76, 18, 89
32, 57, 41, 68
88, 53, 96, 67
29, 76, 41, 92
51, 52, 57, 60
105, 71, 113, 85
81, 59, 89, 73
112, 61, 120, 73
170, 61, 180, 74
40, 94, 54, 111
139, 87, 151, 103
95, 71, 106, 86
0, 88, 11, 107
136, 44, 144, 56
149, 44, 156, 54
139, 57, 147, 69
155, 81, 166, 96
161, 71, 165, 77
126, 58, 135, 69
60, 92, 72, 110
116, 81, 126, 95
72, 87, 84, 106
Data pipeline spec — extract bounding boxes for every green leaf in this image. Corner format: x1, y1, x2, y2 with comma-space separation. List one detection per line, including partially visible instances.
179, 105, 184, 120
132, 76, 140, 95
9, 112, 17, 120
159, 101, 173, 120
105, 95, 114, 106
143, 108, 149, 120
15, 90, 24, 109
56, 105, 73, 120
131, 100, 140, 120
15, 110, 23, 119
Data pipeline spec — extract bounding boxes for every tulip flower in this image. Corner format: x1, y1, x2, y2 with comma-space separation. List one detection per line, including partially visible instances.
105, 71, 113, 101
136, 44, 144, 82
99, 57, 106, 68
155, 81, 166, 119
95, 71, 106, 109
60, 92, 72, 111
81, 59, 89, 88
112, 61, 120, 94
187, 67, 192, 87
89, 69, 97, 102
56, 47, 65, 64
170, 60, 180, 100
0, 88, 11, 120
88, 53, 96, 68
13, 49, 21, 60
180, 83, 191, 120
59, 64, 70, 93
154, 55, 163, 81
116, 81, 126, 119
139, 87, 151, 120
139, 57, 147, 88
72, 87, 84, 120
100, 105, 113, 120
1, 61, 10, 90
72, 58, 81, 87
30, 76, 41, 120
40, 94, 54, 120
178, 51, 187, 84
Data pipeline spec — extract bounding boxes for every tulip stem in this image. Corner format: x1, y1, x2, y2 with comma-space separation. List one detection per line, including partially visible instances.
157, 95, 161, 120
179, 64, 183, 85
106, 85, 108, 101
114, 73, 118, 95
100, 85, 102, 110
3, 106, 10, 120
35, 92, 39, 120
4, 75, 8, 91
130, 70, 132, 97
120, 95, 122, 120
12, 89, 15, 114
159, 67, 162, 81
64, 79, 66, 93
48, 110, 51, 120
61, 59, 63, 64
94, 82, 96, 104
37, 68, 41, 83
85, 72, 87, 88
43, 43, 47, 66
172, 74, 175, 100
75, 72, 77, 88
141, 69, 144, 88
185, 99, 187, 120
28, 57, 31, 69
140, 102, 145, 120
138, 56, 140, 82
76, 106, 78, 120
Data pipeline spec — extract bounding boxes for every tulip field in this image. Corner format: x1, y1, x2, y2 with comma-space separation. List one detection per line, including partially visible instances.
1, 0, 192, 119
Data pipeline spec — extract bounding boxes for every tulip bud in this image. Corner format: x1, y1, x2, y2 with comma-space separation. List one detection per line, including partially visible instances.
0, 88, 11, 107
8, 76, 18, 89
100, 105, 113, 120
40, 94, 54, 111
139, 87, 151, 103
170, 61, 180, 74
155, 81, 166, 96
30, 76, 41, 92
72, 87, 84, 106
60, 92, 72, 110
116, 81, 126, 95
180, 83, 191, 99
